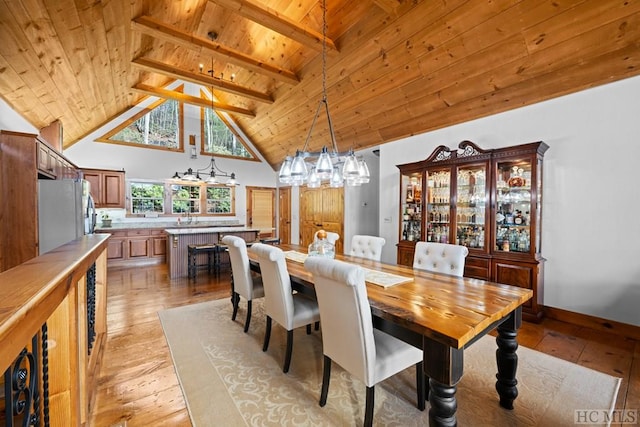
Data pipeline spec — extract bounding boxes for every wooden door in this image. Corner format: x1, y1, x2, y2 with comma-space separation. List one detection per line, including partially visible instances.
299, 186, 343, 254
246, 187, 276, 239
278, 187, 291, 244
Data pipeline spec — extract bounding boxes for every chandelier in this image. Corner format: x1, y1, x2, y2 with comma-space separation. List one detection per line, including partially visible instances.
171, 156, 238, 186
277, 0, 369, 188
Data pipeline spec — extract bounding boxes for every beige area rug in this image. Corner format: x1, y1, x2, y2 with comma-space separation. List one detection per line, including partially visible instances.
159, 299, 621, 427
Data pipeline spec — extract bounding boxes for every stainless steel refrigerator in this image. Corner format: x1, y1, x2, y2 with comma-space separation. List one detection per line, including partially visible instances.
38, 179, 95, 255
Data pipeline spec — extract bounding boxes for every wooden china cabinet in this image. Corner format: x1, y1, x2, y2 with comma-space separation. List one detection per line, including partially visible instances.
397, 141, 549, 321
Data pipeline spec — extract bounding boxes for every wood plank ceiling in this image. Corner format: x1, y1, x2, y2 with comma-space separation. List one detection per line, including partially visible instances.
1, 0, 639, 169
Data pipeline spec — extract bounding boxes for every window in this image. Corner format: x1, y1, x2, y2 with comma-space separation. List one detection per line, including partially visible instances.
127, 180, 236, 217
130, 182, 165, 214
200, 89, 258, 160
171, 184, 201, 214
206, 186, 234, 214
97, 85, 185, 152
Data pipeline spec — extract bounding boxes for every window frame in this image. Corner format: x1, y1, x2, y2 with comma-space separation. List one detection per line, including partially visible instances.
97, 86, 185, 152
129, 180, 166, 215
205, 184, 236, 215
126, 179, 236, 217
199, 89, 260, 161
170, 183, 202, 215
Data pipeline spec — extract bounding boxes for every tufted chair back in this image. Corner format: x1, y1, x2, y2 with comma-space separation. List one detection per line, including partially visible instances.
222, 235, 263, 301
314, 230, 340, 245
413, 242, 469, 277
304, 257, 374, 385
249, 243, 295, 329
349, 235, 386, 261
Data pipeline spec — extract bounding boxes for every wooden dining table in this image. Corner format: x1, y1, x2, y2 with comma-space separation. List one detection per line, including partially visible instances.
245, 244, 533, 427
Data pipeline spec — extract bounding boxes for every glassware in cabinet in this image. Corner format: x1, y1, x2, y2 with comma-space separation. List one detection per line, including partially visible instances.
400, 171, 423, 242
495, 160, 533, 253
455, 164, 487, 250
426, 169, 451, 243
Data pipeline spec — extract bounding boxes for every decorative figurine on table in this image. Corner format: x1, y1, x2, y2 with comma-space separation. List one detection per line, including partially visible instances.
308, 229, 335, 258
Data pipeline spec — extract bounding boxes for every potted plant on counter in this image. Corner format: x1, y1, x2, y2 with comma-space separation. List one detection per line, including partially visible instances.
101, 212, 112, 228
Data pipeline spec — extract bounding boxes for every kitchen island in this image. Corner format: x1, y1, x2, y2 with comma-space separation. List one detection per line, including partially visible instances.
165, 227, 260, 278
94, 220, 248, 267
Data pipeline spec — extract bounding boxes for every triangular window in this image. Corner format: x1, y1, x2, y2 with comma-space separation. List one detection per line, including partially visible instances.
97, 85, 184, 151
200, 89, 257, 161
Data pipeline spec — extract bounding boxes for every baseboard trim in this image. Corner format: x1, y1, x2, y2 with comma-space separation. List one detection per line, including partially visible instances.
544, 306, 640, 341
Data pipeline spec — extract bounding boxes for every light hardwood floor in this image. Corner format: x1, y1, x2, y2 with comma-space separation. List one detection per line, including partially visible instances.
90, 263, 639, 426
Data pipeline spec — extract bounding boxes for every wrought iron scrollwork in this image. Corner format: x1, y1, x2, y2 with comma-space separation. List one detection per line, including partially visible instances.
87, 262, 96, 355
3, 325, 49, 427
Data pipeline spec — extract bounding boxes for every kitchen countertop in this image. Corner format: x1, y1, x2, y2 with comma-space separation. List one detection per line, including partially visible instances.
164, 226, 260, 235
95, 221, 244, 231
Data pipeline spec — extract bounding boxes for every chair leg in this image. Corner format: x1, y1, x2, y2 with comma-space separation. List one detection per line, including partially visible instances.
263, 316, 272, 352
243, 300, 252, 333
319, 355, 332, 407
306, 324, 311, 334
283, 329, 294, 373
364, 386, 374, 427
231, 292, 239, 321
416, 361, 426, 411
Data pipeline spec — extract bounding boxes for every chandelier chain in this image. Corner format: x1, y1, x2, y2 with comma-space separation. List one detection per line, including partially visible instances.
321, 0, 327, 101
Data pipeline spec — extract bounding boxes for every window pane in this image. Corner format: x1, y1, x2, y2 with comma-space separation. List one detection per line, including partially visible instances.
130, 182, 165, 214
203, 108, 253, 159
106, 99, 182, 150
172, 184, 201, 214
206, 185, 233, 214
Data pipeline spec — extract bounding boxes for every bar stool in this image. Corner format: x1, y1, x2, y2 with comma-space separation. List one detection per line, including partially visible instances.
214, 243, 231, 272
187, 244, 217, 280
260, 237, 280, 245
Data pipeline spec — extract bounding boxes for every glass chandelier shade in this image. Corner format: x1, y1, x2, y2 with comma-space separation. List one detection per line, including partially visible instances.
277, 0, 370, 188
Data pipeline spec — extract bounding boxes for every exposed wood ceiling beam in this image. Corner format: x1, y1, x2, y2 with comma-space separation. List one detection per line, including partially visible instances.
131, 57, 274, 103
131, 84, 255, 117
209, 0, 338, 55
131, 16, 299, 85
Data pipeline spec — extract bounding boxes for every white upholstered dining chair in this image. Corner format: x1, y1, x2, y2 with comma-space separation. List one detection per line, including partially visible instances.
222, 235, 264, 333
249, 243, 321, 373
314, 230, 340, 245
349, 235, 386, 261
304, 257, 426, 426
413, 241, 469, 277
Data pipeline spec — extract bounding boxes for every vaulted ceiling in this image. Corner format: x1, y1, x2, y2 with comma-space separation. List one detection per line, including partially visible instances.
1, 0, 639, 169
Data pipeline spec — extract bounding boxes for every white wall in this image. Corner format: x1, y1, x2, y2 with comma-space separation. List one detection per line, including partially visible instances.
378, 75, 640, 327
0, 100, 38, 134
63, 82, 277, 225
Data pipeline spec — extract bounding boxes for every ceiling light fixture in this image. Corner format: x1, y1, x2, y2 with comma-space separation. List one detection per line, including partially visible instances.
171, 156, 238, 186
278, 0, 369, 188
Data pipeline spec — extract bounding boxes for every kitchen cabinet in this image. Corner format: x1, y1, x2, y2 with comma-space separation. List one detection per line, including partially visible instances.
37, 140, 76, 179
103, 228, 166, 265
0, 130, 79, 272
396, 141, 548, 321
106, 231, 126, 260
82, 168, 126, 208
0, 131, 39, 272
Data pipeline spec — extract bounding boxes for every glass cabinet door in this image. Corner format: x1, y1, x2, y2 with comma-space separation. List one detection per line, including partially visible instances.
495, 160, 533, 253
455, 165, 487, 249
426, 169, 451, 243
400, 172, 423, 242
